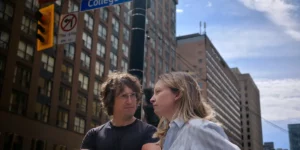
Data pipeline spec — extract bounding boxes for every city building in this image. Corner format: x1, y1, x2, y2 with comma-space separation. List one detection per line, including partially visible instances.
263, 142, 275, 150
0, 0, 177, 149
142, 0, 178, 88
176, 33, 242, 148
288, 123, 300, 150
232, 68, 263, 150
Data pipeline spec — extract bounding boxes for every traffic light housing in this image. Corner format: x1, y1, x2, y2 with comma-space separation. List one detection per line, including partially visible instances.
35, 4, 54, 51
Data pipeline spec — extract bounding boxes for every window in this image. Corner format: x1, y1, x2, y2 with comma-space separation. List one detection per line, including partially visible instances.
247, 121, 249, 125
84, 13, 94, 30
123, 11, 130, 25
54, 145, 67, 150
68, 0, 78, 12
92, 100, 101, 116
94, 81, 101, 96
64, 44, 75, 60
111, 35, 119, 50
13, 66, 31, 88
98, 24, 107, 40
82, 32, 92, 49
3, 133, 23, 150
59, 86, 71, 105
57, 109, 68, 129
0, 31, 9, 49
80, 52, 90, 69
247, 135, 251, 140
99, 8, 108, 22
248, 142, 251, 147
247, 128, 250, 132
35, 102, 50, 123
21, 16, 37, 35
150, 66, 155, 83
41, 53, 55, 73
17, 41, 34, 61
38, 77, 52, 97
77, 94, 87, 112
78, 72, 89, 90
198, 59, 203, 63
245, 93, 248, 97
0, 1, 14, 22
123, 27, 130, 41
165, 63, 169, 73
31, 139, 46, 150
158, 58, 163, 70
246, 113, 249, 118
172, 58, 176, 69
124, 2, 131, 9
95, 61, 104, 77
112, 17, 119, 33
121, 59, 128, 72
113, 5, 120, 16
9, 91, 27, 115
122, 44, 129, 57
96, 43, 105, 58
74, 116, 85, 134
110, 52, 117, 67
61, 64, 73, 83
91, 121, 100, 128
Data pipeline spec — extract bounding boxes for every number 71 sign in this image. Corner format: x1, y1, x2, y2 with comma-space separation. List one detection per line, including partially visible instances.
57, 12, 78, 44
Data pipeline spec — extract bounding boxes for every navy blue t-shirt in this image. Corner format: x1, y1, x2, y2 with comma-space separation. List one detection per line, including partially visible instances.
81, 119, 158, 150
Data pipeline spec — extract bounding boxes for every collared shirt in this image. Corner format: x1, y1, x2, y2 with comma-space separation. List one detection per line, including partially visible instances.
163, 118, 185, 150
163, 118, 240, 150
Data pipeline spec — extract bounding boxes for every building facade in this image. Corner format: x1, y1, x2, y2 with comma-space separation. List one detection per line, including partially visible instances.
0, 0, 177, 149
288, 123, 300, 150
263, 142, 275, 150
232, 68, 263, 150
176, 33, 242, 148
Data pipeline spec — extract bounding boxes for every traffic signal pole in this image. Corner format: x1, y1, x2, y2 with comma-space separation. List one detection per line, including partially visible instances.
128, 0, 147, 83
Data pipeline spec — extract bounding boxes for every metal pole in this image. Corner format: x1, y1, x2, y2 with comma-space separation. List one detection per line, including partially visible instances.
128, 0, 147, 82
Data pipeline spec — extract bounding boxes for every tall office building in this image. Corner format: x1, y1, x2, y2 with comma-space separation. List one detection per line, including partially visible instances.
176, 33, 242, 148
0, 0, 177, 149
142, 0, 178, 88
232, 68, 263, 150
288, 123, 300, 150
263, 142, 275, 150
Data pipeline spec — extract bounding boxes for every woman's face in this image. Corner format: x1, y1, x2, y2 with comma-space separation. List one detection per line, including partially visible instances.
150, 80, 178, 120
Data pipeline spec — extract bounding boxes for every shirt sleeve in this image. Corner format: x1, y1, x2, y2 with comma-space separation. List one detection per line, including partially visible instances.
81, 128, 96, 150
142, 125, 159, 144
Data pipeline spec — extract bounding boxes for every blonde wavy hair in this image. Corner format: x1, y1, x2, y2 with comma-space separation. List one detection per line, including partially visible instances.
153, 72, 218, 146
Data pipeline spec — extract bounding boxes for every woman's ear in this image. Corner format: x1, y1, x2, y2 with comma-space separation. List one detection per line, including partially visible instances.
174, 91, 182, 101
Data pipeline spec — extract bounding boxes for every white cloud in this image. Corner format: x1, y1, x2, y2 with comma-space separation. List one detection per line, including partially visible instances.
207, 1, 212, 7
255, 78, 300, 121
176, 9, 184, 13
239, 0, 300, 41
184, 4, 190, 7
207, 25, 300, 59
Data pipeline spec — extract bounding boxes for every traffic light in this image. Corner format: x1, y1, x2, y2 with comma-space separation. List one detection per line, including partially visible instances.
35, 4, 54, 51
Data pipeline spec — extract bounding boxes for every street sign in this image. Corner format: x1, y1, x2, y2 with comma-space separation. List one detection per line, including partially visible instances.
80, 0, 132, 12
57, 12, 78, 44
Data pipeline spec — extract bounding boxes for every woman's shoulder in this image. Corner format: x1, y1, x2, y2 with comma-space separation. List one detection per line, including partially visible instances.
185, 118, 228, 139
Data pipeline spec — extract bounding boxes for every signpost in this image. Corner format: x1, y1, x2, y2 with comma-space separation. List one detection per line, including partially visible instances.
80, 0, 132, 12
57, 12, 78, 44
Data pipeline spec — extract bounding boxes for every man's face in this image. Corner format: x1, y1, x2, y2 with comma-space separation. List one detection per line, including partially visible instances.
113, 85, 137, 118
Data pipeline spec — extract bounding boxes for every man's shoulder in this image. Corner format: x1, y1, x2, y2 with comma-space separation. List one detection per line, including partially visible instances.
88, 121, 110, 133
135, 119, 157, 130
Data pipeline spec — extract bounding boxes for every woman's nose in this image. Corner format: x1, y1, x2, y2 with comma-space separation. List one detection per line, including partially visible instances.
150, 95, 155, 103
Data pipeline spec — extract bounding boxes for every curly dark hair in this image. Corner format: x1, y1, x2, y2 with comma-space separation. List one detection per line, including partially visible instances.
100, 72, 142, 116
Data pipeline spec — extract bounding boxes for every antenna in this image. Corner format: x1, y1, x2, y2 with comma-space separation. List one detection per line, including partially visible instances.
199, 21, 202, 35
204, 22, 207, 34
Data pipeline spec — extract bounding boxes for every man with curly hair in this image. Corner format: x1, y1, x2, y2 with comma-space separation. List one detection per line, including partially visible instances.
81, 72, 159, 150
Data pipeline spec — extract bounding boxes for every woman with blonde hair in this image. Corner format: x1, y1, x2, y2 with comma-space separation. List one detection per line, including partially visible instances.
149, 72, 240, 150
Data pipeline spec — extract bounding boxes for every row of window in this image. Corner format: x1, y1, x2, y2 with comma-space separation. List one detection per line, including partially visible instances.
9, 89, 102, 133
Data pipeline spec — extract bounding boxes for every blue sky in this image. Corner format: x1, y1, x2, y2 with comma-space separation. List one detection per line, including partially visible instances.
175, 0, 300, 149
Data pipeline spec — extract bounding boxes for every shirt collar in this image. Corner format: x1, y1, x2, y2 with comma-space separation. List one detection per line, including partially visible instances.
169, 118, 185, 128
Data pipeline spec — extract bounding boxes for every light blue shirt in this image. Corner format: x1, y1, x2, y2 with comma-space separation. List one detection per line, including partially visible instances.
163, 118, 185, 150
163, 118, 240, 150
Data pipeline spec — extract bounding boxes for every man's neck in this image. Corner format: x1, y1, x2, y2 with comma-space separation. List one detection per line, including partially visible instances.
111, 116, 136, 127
